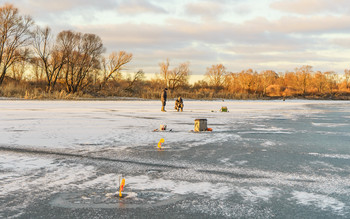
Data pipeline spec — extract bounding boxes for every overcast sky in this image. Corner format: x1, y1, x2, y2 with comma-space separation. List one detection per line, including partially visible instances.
3, 0, 350, 77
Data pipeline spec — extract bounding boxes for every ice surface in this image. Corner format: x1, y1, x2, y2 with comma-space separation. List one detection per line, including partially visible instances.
0, 100, 307, 150
1, 100, 350, 218
0, 153, 54, 170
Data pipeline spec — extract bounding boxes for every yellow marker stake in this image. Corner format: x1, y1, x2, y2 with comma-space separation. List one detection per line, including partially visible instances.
119, 178, 125, 197
158, 138, 165, 149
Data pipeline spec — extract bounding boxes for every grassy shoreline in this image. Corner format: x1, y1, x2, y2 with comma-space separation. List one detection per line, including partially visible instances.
1, 95, 349, 101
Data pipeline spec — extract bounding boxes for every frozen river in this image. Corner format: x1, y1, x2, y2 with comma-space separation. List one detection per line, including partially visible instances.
1, 100, 349, 218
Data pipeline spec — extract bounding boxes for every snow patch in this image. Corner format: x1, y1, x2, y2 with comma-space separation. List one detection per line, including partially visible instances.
127, 175, 232, 199
292, 191, 345, 214
309, 153, 350, 160
238, 187, 276, 203
312, 123, 348, 128
261, 141, 276, 147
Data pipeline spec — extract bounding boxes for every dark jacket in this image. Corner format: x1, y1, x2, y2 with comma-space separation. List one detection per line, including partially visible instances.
175, 97, 183, 109
161, 89, 167, 102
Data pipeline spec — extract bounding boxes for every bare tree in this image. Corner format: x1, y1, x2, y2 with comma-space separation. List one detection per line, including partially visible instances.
0, 4, 34, 85
313, 71, 327, 94
9, 55, 28, 81
159, 58, 170, 87
324, 71, 337, 94
30, 57, 45, 82
56, 30, 105, 93
295, 65, 312, 95
125, 69, 145, 92
238, 69, 257, 94
159, 59, 190, 90
101, 51, 133, 85
32, 26, 66, 91
168, 62, 190, 90
260, 70, 278, 96
205, 64, 227, 89
225, 72, 240, 93
344, 69, 350, 89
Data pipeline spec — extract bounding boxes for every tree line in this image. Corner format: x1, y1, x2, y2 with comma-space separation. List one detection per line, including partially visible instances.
205, 65, 350, 99
1, 4, 350, 100
1, 4, 132, 94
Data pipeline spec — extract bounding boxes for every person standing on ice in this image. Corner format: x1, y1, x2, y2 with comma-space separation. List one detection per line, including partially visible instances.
161, 88, 168, 112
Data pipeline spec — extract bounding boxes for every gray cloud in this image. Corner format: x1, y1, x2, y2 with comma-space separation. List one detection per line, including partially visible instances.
5, 0, 118, 33
231, 15, 350, 35
117, 0, 167, 15
332, 38, 350, 49
232, 3, 253, 16
75, 16, 339, 74
225, 50, 349, 73
9, 0, 117, 14
271, 0, 350, 15
76, 13, 349, 56
185, 1, 225, 20
272, 15, 350, 34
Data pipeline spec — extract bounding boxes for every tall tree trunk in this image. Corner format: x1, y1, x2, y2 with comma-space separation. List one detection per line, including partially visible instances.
0, 68, 7, 85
